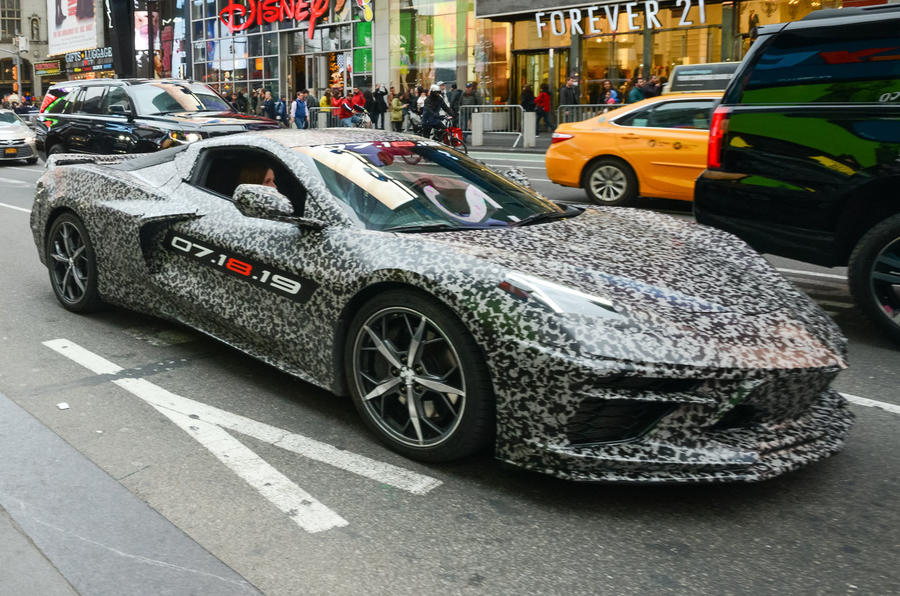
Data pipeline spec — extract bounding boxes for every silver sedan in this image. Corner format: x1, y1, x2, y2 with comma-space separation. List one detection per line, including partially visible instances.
0, 109, 38, 164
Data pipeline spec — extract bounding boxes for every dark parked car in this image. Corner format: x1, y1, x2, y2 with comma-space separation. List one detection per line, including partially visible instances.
694, 4, 900, 343
35, 79, 279, 159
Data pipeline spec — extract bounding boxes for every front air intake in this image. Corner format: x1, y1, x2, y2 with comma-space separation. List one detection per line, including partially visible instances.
567, 399, 676, 445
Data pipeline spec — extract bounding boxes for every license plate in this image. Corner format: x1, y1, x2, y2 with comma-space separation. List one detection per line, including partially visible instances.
4, 148, 17, 156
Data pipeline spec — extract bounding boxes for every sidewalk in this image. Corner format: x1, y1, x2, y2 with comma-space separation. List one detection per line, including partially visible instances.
0, 391, 259, 596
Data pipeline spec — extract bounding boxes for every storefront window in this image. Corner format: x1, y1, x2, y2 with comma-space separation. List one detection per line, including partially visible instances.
390, 0, 510, 101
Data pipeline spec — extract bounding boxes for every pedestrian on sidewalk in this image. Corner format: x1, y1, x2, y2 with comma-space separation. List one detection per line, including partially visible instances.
559, 77, 579, 123
535, 83, 553, 135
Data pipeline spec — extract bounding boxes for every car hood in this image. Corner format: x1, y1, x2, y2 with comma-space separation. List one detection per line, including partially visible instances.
0, 123, 31, 139
412, 207, 846, 369
141, 111, 280, 130
421, 207, 793, 317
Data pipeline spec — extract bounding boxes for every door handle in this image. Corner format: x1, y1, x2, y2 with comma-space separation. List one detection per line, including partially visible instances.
620, 134, 640, 140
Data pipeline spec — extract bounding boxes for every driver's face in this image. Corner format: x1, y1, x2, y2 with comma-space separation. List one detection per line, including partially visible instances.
262, 168, 277, 189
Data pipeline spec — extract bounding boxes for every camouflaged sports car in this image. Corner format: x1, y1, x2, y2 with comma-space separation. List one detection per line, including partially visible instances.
30, 129, 854, 483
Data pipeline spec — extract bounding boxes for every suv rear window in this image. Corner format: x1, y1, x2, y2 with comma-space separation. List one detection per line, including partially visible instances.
740, 22, 900, 104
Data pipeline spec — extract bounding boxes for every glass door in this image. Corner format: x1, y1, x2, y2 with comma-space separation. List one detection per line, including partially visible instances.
513, 50, 568, 108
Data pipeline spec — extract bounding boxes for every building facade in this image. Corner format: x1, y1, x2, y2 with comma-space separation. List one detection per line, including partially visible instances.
0, 0, 50, 97
190, 0, 895, 108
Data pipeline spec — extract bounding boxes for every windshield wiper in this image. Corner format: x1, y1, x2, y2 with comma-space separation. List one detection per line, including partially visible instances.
383, 222, 464, 233
511, 205, 583, 227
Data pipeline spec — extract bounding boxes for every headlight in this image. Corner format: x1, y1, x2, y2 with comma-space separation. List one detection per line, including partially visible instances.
168, 131, 203, 144
498, 272, 622, 318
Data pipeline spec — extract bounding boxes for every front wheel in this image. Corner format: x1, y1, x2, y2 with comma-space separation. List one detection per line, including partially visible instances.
45, 212, 104, 313
345, 290, 494, 462
848, 214, 900, 345
583, 158, 637, 206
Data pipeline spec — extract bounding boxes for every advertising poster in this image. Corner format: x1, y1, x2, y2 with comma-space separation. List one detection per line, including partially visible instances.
47, 0, 99, 56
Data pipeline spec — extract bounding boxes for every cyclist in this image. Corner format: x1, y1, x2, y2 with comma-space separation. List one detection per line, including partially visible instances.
421, 84, 456, 142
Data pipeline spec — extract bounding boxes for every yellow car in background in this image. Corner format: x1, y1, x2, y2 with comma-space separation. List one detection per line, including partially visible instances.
545, 93, 720, 206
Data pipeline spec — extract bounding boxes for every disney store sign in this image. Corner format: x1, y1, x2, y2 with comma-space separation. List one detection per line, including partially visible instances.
219, 0, 331, 38
536, 0, 706, 37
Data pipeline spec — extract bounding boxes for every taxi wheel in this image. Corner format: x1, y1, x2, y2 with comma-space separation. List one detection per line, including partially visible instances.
583, 158, 637, 206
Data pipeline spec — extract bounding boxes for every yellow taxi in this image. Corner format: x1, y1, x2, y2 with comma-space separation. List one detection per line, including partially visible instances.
545, 93, 720, 206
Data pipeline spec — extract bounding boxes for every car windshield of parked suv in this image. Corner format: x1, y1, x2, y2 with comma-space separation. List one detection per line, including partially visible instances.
129, 82, 231, 115
294, 141, 569, 231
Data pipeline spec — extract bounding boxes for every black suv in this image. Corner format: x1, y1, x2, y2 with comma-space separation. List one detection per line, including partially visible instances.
694, 5, 900, 343
35, 79, 279, 159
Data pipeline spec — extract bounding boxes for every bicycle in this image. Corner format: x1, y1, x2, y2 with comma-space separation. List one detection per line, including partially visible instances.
435, 115, 467, 154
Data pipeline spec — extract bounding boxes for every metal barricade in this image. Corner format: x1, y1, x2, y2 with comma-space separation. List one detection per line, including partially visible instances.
555, 103, 624, 124
307, 106, 336, 129
459, 104, 524, 148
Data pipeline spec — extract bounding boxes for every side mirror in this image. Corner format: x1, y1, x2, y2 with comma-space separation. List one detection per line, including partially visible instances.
234, 184, 295, 219
108, 104, 134, 120
232, 184, 325, 230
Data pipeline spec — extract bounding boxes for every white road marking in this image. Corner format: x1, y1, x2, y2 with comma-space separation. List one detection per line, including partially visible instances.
3, 166, 42, 173
43, 339, 442, 531
118, 377, 348, 533
841, 393, 900, 415
0, 201, 30, 213
776, 267, 847, 281
470, 152, 545, 162
0, 176, 29, 186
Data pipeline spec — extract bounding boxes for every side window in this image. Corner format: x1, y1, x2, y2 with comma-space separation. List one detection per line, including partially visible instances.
645, 100, 715, 129
614, 106, 653, 127
192, 149, 307, 215
44, 87, 77, 114
101, 86, 131, 115
80, 86, 106, 115
742, 22, 900, 104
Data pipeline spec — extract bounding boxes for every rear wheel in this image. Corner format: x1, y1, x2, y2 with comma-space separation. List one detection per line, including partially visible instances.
47, 143, 66, 156
848, 214, 900, 344
45, 213, 104, 313
345, 290, 494, 462
583, 158, 637, 206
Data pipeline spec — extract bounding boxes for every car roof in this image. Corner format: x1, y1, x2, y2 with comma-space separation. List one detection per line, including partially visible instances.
48, 79, 207, 88
233, 128, 449, 148
623, 92, 722, 107
756, 3, 899, 36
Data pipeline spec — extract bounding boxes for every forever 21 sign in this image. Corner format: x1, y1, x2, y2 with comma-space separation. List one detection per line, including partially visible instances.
536, 0, 706, 37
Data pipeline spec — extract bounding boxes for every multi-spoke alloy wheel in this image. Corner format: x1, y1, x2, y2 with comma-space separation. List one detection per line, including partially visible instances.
583, 158, 637, 206
849, 214, 900, 345
346, 291, 494, 461
45, 213, 103, 312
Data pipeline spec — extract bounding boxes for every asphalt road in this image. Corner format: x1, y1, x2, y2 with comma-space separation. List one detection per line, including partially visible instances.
1, 156, 898, 596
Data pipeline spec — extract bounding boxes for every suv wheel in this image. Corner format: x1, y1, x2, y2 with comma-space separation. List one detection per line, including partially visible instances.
583, 158, 638, 206
848, 214, 900, 344
47, 143, 66, 156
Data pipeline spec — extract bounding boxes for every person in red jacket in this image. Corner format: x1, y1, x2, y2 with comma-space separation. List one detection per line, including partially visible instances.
351, 87, 366, 110
535, 83, 553, 135
333, 91, 364, 126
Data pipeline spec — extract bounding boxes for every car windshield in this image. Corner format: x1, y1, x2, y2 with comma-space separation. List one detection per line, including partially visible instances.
130, 82, 231, 115
294, 141, 565, 231
0, 112, 23, 125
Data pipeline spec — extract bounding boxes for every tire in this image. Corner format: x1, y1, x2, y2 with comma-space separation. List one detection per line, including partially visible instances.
582, 158, 638, 206
47, 143, 66, 156
45, 212, 104, 313
26, 157, 38, 165
344, 289, 495, 462
848, 214, 900, 345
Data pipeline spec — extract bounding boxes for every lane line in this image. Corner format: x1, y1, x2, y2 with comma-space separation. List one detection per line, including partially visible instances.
776, 267, 846, 281
841, 393, 900, 415
43, 339, 441, 491
2, 166, 43, 173
0, 176, 29, 186
118, 378, 348, 533
0, 201, 31, 213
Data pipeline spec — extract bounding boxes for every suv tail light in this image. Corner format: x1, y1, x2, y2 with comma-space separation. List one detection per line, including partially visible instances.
551, 132, 574, 144
707, 106, 732, 169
